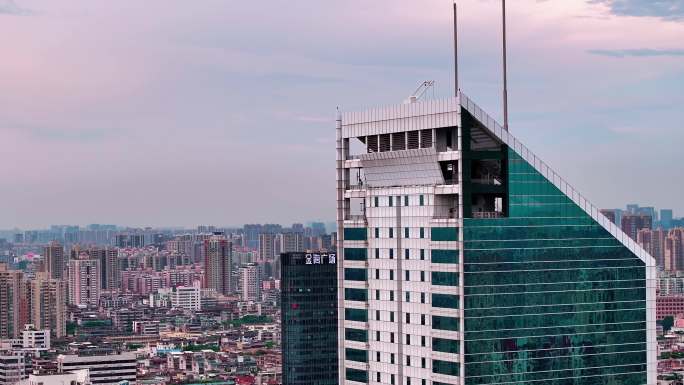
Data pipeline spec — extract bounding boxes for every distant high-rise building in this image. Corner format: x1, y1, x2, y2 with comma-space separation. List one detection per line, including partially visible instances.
203, 234, 232, 295
638, 228, 667, 269
30, 272, 67, 338
280, 232, 304, 253
258, 233, 276, 261
665, 228, 684, 272
239, 263, 261, 302
336, 93, 655, 385
43, 241, 65, 279
0, 352, 27, 385
85, 247, 119, 291
67, 258, 100, 307
281, 252, 338, 385
599, 209, 617, 225
661, 209, 674, 229
621, 213, 652, 240
0, 264, 27, 339
170, 285, 201, 311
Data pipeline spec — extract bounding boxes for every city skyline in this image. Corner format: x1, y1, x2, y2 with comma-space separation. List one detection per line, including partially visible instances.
1, 0, 683, 228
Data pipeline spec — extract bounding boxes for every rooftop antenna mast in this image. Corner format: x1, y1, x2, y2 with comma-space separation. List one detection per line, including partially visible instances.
502, 0, 509, 131
453, 1, 458, 96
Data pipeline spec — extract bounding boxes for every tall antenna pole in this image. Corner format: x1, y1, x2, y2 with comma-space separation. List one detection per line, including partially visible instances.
502, 0, 509, 130
453, 1, 458, 96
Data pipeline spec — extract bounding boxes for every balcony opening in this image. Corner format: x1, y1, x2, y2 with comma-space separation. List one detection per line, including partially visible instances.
434, 194, 459, 219
439, 161, 458, 185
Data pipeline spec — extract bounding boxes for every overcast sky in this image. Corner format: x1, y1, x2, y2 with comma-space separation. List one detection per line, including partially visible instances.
1, 0, 682, 229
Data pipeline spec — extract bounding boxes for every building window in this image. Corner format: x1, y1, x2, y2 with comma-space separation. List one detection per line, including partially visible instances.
407, 356, 411, 366
432, 315, 459, 331
421, 314, 426, 325
376, 331, 380, 341
346, 348, 368, 363
421, 293, 426, 303
431, 249, 458, 263
420, 271, 425, 282
431, 227, 458, 241
375, 228, 380, 238
406, 334, 411, 345
390, 353, 395, 364
405, 270, 410, 281
419, 227, 425, 238
390, 311, 395, 322
432, 294, 459, 309
404, 196, 409, 206
405, 249, 410, 259
377, 373, 381, 382
345, 248, 368, 261
421, 335, 426, 347
406, 313, 411, 323
405, 227, 410, 238
391, 374, 395, 385
374, 196, 379, 207
345, 308, 367, 322
345, 288, 368, 301
376, 289, 380, 300
420, 249, 425, 260
419, 195, 424, 206
390, 270, 394, 280
433, 338, 459, 354
389, 196, 393, 207
390, 291, 394, 301
431, 271, 459, 286
344, 268, 367, 281
375, 248, 380, 259
346, 368, 368, 383
421, 358, 426, 369
376, 310, 380, 320
375, 269, 380, 279
344, 227, 367, 241
390, 333, 395, 343
345, 328, 367, 342
389, 248, 394, 259
389, 228, 394, 238
406, 292, 410, 302
433, 360, 459, 376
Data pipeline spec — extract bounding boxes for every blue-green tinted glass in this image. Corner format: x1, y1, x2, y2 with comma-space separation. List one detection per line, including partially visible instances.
344, 288, 367, 301
431, 249, 459, 263
432, 293, 459, 309
432, 315, 459, 331
431, 271, 458, 286
345, 348, 368, 363
345, 368, 368, 383
463, 148, 647, 385
431, 227, 458, 241
345, 328, 367, 342
344, 248, 367, 261
344, 228, 366, 241
344, 308, 367, 322
344, 268, 367, 281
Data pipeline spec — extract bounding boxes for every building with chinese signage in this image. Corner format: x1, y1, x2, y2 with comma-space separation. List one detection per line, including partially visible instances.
280, 252, 338, 385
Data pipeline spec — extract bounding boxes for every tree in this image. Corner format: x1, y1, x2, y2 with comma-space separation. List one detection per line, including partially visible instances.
662, 316, 675, 332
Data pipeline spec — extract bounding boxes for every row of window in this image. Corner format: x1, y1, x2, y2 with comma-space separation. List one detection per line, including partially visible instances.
345, 248, 458, 263
343, 316, 460, 344
346, 364, 459, 384
344, 297, 459, 322
343, 227, 459, 241
373, 195, 426, 208
345, 268, 458, 286
346, 339, 459, 365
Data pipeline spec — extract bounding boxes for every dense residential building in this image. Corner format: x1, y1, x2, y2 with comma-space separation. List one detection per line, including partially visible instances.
279, 232, 304, 254
89, 247, 119, 291
30, 272, 67, 338
638, 228, 667, 269
68, 258, 100, 307
203, 233, 232, 295
336, 93, 656, 384
258, 233, 276, 261
18, 369, 90, 385
57, 352, 136, 385
599, 209, 617, 225
43, 241, 65, 279
0, 264, 26, 339
239, 263, 261, 302
170, 285, 201, 310
665, 228, 684, 273
657, 296, 684, 320
0, 352, 27, 385
281, 252, 338, 385
621, 213, 653, 240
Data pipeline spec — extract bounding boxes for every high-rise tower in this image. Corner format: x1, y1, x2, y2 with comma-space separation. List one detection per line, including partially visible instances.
43, 241, 65, 279
203, 233, 232, 295
336, 93, 656, 385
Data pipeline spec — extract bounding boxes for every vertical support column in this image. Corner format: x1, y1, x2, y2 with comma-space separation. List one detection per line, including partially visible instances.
335, 109, 347, 385
395, 203, 404, 385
